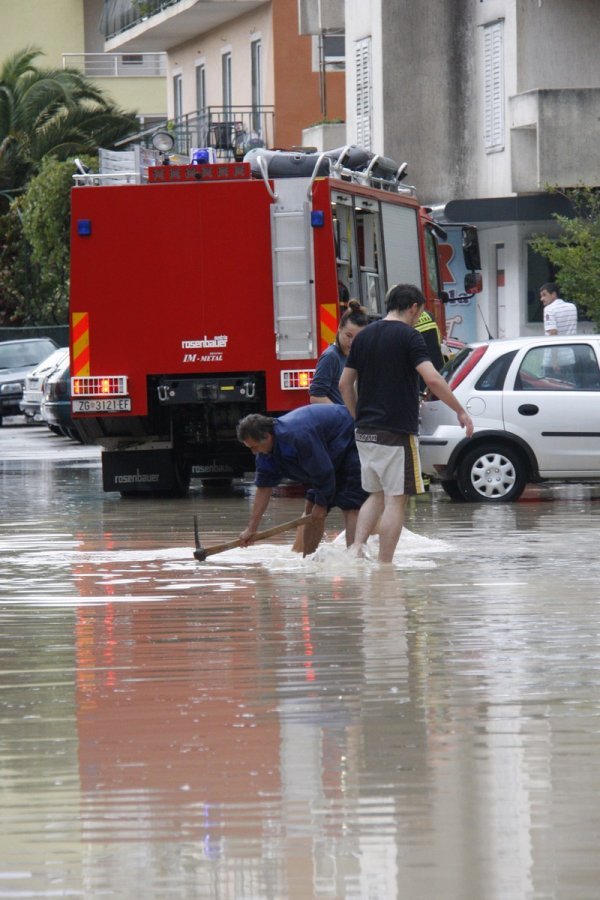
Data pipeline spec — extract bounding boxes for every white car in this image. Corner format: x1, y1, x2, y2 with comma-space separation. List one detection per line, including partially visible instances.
419, 334, 600, 502
20, 347, 68, 422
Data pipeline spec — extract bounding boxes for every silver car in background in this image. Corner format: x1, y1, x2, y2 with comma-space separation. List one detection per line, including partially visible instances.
0, 337, 59, 425
20, 347, 69, 423
419, 335, 600, 502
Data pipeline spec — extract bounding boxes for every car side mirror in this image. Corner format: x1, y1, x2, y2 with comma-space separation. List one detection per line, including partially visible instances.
464, 272, 482, 294
462, 225, 481, 271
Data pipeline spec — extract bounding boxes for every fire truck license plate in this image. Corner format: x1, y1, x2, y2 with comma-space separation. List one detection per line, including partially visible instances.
72, 397, 132, 413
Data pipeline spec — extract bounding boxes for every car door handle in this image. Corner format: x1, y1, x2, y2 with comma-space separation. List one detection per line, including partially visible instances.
518, 404, 539, 416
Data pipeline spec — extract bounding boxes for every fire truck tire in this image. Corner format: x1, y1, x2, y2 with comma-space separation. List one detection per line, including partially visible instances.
172, 459, 191, 497
201, 478, 233, 489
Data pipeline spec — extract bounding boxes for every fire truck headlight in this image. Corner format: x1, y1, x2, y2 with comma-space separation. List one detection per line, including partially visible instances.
152, 131, 175, 153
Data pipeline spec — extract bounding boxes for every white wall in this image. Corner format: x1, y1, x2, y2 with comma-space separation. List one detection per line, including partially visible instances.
166, 5, 273, 117
344, 0, 383, 154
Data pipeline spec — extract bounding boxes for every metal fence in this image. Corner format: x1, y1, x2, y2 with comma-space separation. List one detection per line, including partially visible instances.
62, 52, 166, 77
101, 0, 182, 40
161, 107, 275, 160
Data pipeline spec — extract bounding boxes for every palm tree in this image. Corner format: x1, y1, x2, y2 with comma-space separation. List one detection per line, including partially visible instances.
0, 47, 138, 196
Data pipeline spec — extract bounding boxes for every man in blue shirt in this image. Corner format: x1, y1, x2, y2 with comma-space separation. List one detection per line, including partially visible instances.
237, 405, 367, 553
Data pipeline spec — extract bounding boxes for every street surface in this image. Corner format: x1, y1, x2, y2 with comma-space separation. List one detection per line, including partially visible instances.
1, 421, 600, 898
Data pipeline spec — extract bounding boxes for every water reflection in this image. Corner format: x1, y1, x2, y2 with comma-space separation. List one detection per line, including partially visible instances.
2, 443, 600, 897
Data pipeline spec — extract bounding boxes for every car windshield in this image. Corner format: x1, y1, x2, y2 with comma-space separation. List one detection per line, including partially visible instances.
0, 340, 57, 369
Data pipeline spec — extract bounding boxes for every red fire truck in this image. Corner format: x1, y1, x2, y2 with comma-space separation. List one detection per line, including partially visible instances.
69, 145, 478, 495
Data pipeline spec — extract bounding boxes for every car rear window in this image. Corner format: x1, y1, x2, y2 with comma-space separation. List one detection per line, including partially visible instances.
0, 339, 57, 369
439, 346, 475, 383
422, 345, 488, 400
474, 350, 518, 390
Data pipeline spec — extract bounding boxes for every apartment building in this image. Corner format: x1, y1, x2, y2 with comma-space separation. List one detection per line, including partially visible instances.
344, 0, 600, 340
101, 0, 345, 156
0, 0, 166, 127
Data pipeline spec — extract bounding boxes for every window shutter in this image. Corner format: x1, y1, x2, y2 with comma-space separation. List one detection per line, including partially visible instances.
355, 37, 372, 151
484, 21, 504, 152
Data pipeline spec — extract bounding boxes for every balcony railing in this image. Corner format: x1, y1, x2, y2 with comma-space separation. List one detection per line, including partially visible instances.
62, 52, 167, 77
101, 0, 182, 40
151, 107, 276, 160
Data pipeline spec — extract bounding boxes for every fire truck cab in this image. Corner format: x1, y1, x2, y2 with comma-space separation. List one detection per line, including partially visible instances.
70, 145, 477, 495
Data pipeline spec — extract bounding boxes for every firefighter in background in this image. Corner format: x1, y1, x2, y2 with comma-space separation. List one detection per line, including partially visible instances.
415, 309, 444, 375
415, 309, 444, 492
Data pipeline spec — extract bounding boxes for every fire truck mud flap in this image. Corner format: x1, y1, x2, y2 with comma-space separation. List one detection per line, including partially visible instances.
102, 449, 190, 497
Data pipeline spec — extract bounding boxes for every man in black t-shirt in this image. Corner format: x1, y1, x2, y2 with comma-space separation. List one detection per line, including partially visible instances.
340, 283, 473, 563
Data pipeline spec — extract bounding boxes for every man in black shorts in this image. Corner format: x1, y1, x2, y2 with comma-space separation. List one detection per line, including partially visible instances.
340, 283, 473, 563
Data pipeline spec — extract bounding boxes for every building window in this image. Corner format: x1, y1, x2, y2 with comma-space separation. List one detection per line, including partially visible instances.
251, 39, 262, 132
222, 51, 232, 115
311, 32, 346, 71
355, 37, 372, 152
483, 20, 504, 152
195, 63, 206, 112
173, 72, 183, 119
323, 32, 345, 69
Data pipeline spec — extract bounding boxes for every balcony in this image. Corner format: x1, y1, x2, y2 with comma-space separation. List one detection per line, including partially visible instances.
510, 88, 600, 192
62, 52, 166, 77
102, 0, 267, 52
152, 106, 275, 159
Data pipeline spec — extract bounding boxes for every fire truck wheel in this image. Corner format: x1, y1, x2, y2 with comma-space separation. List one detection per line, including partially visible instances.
171, 459, 191, 497
201, 478, 233, 490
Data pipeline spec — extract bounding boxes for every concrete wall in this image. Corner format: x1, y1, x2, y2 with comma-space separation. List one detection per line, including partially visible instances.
516, 0, 600, 92
344, 0, 481, 204
0, 0, 84, 68
382, 0, 477, 204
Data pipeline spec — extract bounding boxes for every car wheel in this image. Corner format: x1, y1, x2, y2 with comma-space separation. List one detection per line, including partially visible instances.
457, 443, 527, 502
440, 479, 466, 501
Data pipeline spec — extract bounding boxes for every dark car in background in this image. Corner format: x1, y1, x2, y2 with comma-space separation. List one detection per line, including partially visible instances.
40, 354, 83, 441
20, 347, 69, 423
0, 338, 59, 425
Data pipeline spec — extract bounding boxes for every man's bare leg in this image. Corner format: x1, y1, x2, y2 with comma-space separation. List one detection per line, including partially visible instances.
377, 495, 408, 563
292, 500, 313, 552
342, 508, 359, 545
301, 517, 326, 556
351, 492, 384, 554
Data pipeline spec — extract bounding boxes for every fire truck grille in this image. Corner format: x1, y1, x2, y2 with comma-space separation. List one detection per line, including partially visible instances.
280, 370, 315, 390
72, 376, 128, 397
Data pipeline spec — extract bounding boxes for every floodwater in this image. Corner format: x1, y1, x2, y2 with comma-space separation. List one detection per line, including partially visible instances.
1, 426, 600, 899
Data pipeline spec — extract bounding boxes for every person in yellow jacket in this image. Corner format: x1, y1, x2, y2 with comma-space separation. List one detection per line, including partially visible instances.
414, 309, 444, 491
415, 309, 444, 373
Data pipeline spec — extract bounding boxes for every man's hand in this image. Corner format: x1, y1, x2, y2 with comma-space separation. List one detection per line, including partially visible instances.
458, 410, 474, 438
239, 527, 256, 547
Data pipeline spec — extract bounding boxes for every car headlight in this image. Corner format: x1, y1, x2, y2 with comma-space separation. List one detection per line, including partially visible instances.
1, 381, 24, 394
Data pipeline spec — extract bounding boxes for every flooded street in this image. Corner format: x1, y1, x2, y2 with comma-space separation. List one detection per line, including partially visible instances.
2, 424, 600, 899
